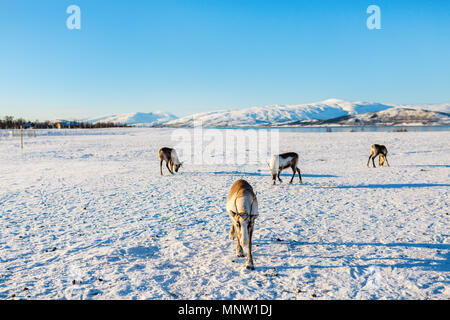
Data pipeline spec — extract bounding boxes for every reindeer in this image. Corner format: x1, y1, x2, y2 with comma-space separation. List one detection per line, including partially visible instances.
158, 147, 183, 175
367, 144, 390, 168
269, 153, 303, 185
226, 180, 258, 270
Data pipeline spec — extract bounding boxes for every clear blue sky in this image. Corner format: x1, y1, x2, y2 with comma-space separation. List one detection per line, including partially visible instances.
0, 0, 449, 120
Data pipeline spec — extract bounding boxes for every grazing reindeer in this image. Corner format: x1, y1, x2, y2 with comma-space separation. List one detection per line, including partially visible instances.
269, 153, 303, 185
367, 144, 390, 168
158, 147, 182, 175
226, 180, 258, 270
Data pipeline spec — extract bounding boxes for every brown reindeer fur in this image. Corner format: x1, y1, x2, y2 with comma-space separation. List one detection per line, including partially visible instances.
226, 180, 258, 270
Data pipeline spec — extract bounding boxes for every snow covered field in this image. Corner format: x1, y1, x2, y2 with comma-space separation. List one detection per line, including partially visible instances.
0, 128, 449, 300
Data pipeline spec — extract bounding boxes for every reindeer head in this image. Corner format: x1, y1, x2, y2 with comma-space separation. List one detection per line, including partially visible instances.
174, 162, 183, 172
267, 161, 277, 182
232, 194, 258, 247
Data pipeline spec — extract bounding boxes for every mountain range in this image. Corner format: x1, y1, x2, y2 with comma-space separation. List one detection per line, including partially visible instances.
284, 107, 450, 126
73, 99, 450, 127
76, 111, 177, 127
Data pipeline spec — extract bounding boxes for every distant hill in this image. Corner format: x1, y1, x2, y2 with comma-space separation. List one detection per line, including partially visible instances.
283, 108, 450, 126
396, 103, 450, 114
77, 111, 177, 126
59, 99, 450, 128
162, 99, 396, 127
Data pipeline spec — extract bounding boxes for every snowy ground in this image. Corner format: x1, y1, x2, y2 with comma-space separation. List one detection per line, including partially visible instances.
0, 128, 449, 300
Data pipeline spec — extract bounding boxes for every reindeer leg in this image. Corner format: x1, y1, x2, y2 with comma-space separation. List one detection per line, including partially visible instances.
235, 233, 244, 257
160, 160, 164, 176
372, 155, 377, 168
385, 156, 390, 167
246, 224, 254, 270
289, 166, 295, 184
271, 174, 276, 185
166, 161, 173, 174
229, 224, 236, 240
277, 170, 283, 183
367, 155, 372, 168
297, 167, 303, 183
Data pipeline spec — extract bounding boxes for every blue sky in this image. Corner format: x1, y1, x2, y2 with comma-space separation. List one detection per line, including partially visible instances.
0, 0, 449, 119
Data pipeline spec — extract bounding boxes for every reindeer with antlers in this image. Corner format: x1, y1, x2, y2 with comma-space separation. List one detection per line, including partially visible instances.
226, 180, 259, 270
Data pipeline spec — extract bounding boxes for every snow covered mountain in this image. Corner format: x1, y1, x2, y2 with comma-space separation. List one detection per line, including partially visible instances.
284, 108, 450, 126
344, 108, 450, 126
395, 103, 450, 114
161, 99, 450, 127
79, 111, 177, 126
63, 99, 450, 127
162, 99, 397, 127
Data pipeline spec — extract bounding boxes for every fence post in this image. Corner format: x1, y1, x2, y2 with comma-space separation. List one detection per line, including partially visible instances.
20, 126, 23, 149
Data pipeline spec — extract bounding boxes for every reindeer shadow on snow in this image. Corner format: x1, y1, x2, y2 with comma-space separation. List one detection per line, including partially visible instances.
210, 171, 338, 179
319, 183, 450, 189
250, 240, 450, 273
